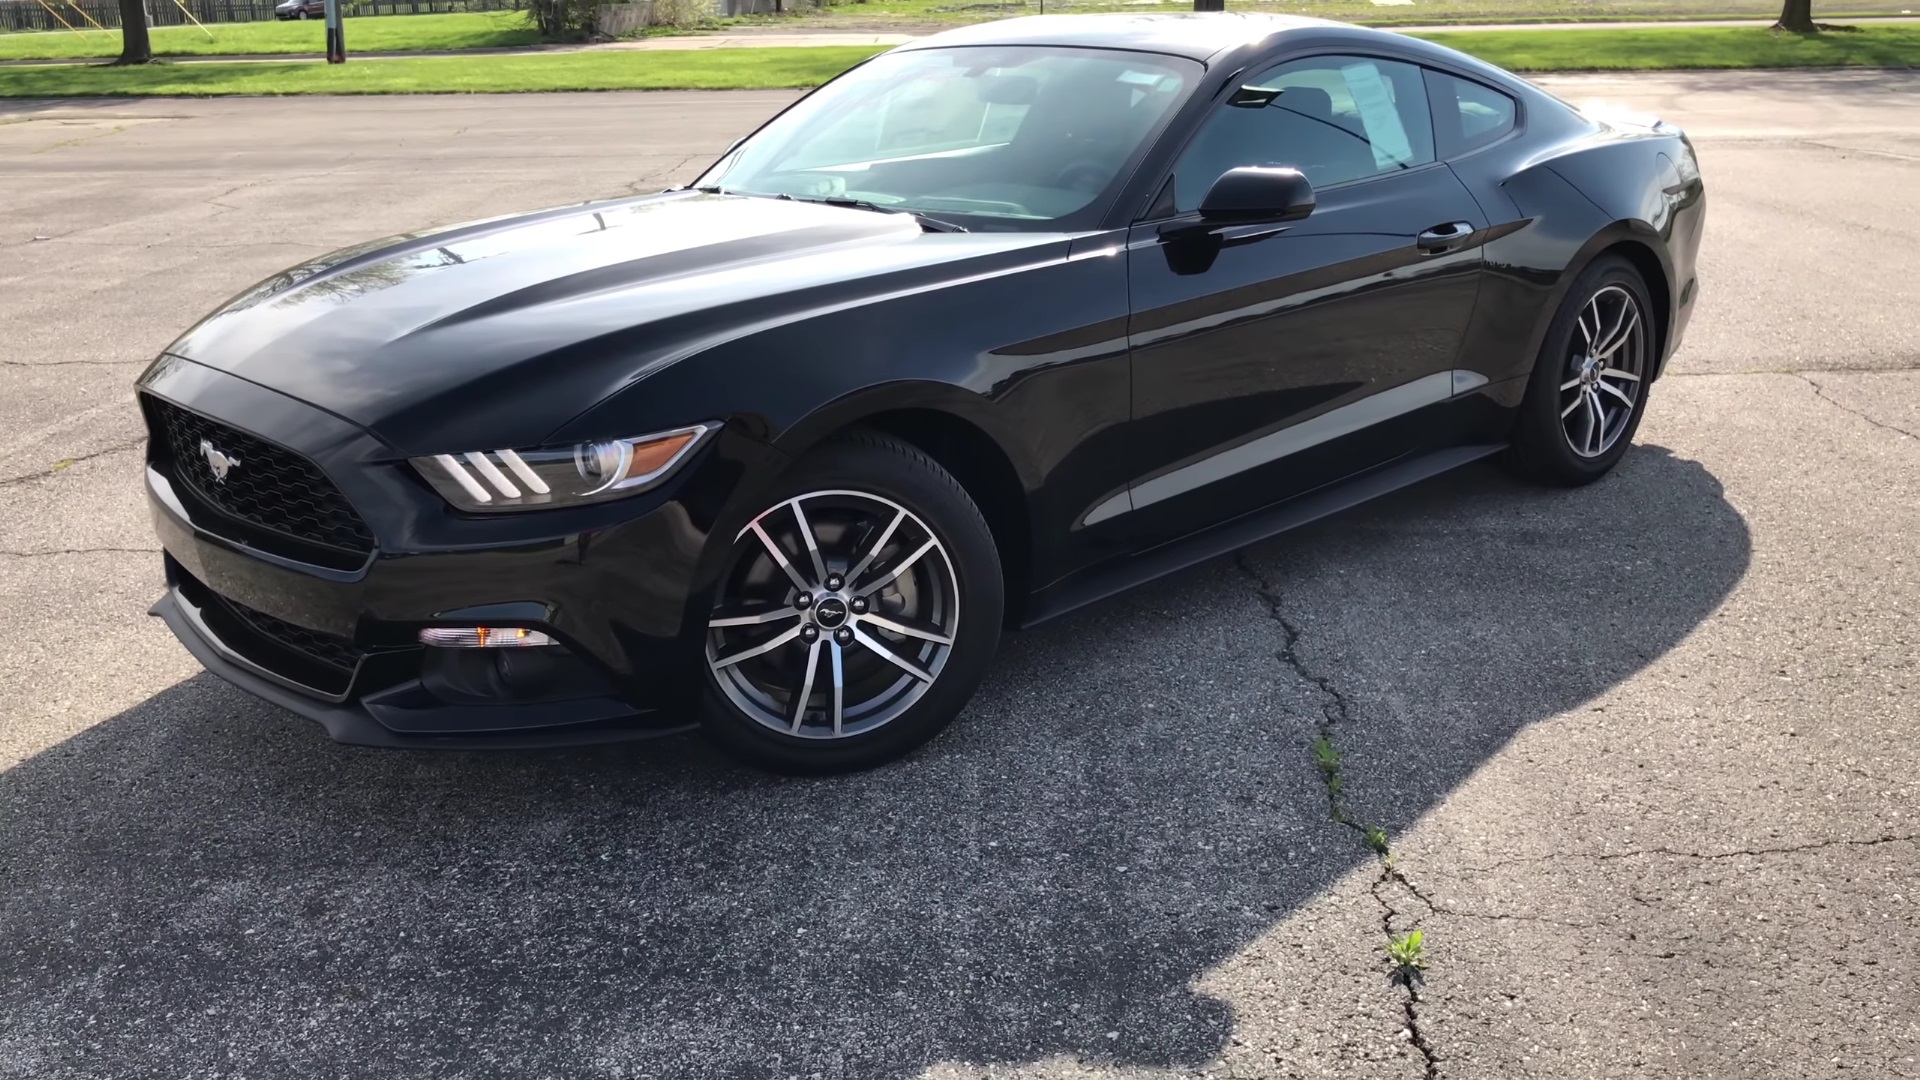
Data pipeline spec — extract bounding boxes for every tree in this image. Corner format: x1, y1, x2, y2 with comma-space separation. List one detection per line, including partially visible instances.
1775, 0, 1816, 32
1774, 0, 1857, 32
115, 0, 152, 64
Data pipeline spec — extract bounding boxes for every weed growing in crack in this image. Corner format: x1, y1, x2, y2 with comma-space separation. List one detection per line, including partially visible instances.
1309, 734, 1352, 821
1311, 734, 1341, 775
1364, 824, 1390, 855
1386, 930, 1428, 981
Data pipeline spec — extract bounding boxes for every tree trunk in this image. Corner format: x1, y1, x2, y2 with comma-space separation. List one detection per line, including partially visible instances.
1776, 0, 1816, 32
115, 0, 152, 64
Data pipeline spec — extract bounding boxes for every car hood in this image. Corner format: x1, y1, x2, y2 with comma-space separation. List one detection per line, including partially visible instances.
164, 192, 1069, 454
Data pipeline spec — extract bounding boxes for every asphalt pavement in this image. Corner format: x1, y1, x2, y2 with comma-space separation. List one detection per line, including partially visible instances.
1, 72, 1917, 1079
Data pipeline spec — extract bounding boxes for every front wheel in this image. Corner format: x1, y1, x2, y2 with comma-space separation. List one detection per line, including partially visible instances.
1506, 255, 1655, 485
699, 432, 1003, 774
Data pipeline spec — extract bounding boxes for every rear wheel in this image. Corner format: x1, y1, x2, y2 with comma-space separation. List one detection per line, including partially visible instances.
1507, 255, 1655, 485
699, 433, 1002, 773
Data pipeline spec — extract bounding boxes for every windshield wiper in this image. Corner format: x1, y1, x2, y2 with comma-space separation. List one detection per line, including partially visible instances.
806, 195, 969, 234
693, 190, 968, 233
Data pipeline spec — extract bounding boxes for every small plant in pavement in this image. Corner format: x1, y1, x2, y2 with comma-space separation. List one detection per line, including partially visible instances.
1364, 824, 1390, 855
1386, 930, 1427, 979
1311, 734, 1340, 775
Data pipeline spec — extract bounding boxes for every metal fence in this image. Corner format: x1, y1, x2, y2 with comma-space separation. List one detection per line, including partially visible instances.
0, 0, 524, 33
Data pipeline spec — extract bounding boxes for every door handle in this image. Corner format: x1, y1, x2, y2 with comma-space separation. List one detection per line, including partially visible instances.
1416, 221, 1475, 255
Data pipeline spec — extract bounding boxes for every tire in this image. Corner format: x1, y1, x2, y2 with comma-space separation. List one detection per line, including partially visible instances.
296, 9, 310, 17
1506, 255, 1656, 486
698, 431, 1004, 774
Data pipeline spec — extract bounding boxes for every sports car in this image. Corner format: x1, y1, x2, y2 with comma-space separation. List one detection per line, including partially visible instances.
140, 13, 1705, 772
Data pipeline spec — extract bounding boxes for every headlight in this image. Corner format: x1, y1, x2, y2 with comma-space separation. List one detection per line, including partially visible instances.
412, 423, 718, 512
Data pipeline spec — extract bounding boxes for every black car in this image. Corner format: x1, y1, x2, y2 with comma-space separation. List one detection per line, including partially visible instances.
274, 0, 325, 18
140, 13, 1705, 772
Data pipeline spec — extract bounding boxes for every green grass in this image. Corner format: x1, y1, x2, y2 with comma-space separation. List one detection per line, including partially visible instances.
729, 0, 1913, 27
1421, 24, 1920, 68
0, 11, 542, 61
0, 46, 885, 95
1, 25, 1915, 97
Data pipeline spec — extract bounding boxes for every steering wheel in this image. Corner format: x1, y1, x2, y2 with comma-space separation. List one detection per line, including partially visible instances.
1051, 160, 1112, 193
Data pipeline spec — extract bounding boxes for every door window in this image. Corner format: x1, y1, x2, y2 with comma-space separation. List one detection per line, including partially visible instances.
1169, 55, 1437, 211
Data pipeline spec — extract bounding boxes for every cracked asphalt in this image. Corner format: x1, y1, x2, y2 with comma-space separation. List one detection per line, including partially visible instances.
2, 71, 1916, 1079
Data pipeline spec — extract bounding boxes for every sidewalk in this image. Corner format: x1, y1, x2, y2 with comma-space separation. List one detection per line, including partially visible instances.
3, 15, 1915, 69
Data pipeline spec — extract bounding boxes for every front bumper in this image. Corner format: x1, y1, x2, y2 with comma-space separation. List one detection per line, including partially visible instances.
138, 356, 763, 748
151, 587, 688, 749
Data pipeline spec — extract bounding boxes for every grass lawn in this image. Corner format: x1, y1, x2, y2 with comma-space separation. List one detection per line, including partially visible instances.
733, 0, 1912, 27
0, 11, 541, 61
1426, 24, 1920, 68
0, 46, 885, 95
0, 26, 1915, 96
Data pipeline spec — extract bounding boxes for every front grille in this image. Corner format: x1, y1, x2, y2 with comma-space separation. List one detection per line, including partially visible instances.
145, 395, 376, 560
222, 596, 363, 673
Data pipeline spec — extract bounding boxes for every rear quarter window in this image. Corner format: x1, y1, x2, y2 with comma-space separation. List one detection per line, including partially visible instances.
1425, 70, 1518, 158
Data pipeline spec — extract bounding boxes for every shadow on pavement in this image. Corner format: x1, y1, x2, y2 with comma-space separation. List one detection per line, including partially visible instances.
0, 445, 1748, 1079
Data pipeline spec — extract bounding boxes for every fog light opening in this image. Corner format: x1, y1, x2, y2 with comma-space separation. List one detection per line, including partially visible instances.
418, 626, 555, 649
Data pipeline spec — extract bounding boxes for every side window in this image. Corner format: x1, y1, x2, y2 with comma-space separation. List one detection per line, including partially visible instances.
1170, 55, 1436, 212
1425, 70, 1518, 157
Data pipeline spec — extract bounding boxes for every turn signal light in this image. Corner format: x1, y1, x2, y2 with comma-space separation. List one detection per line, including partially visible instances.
418, 627, 555, 649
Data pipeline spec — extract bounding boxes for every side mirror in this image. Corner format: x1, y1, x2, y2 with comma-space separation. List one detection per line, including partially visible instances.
1198, 166, 1315, 224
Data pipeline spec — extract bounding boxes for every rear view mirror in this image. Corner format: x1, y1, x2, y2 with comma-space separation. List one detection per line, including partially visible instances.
975, 74, 1039, 106
1198, 166, 1316, 224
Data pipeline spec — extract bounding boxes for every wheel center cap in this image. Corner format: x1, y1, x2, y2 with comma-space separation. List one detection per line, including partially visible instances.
813, 597, 849, 629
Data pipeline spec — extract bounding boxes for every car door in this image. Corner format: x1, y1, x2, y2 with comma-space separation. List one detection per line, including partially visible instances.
1107, 53, 1489, 546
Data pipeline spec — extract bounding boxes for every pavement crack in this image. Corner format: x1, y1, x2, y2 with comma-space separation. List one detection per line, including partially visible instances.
1237, 553, 1440, 1075
1460, 833, 1920, 875
1401, 992, 1440, 1080
1393, 872, 1598, 929
1371, 871, 1440, 1079
0, 547, 160, 559
1796, 373, 1920, 441
0, 435, 145, 488
0, 358, 147, 368
1233, 552, 1358, 824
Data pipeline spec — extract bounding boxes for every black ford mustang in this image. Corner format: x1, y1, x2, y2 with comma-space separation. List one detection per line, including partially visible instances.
140, 13, 1705, 771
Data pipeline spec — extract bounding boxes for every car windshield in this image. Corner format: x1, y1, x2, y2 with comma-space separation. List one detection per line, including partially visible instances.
694, 46, 1202, 230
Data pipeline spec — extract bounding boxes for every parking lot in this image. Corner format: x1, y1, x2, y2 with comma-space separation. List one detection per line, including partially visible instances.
2, 72, 1917, 1079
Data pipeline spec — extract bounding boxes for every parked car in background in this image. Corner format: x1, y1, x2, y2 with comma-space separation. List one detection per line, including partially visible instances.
274, 0, 325, 19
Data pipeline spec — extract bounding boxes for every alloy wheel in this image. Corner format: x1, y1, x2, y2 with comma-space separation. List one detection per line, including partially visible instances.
1557, 284, 1647, 459
706, 489, 960, 740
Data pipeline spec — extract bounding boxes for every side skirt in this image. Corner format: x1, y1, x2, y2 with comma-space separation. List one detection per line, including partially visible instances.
1020, 442, 1507, 628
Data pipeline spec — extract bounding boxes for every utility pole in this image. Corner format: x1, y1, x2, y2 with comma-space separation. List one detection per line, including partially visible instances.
1193, 0, 1224, 10
324, 0, 345, 63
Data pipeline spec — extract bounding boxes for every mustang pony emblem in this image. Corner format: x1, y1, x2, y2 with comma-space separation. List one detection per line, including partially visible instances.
198, 439, 241, 484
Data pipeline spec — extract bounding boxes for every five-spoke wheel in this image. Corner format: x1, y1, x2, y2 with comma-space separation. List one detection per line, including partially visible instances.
698, 433, 1002, 773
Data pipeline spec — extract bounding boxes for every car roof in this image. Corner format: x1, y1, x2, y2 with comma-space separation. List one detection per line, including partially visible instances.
897, 12, 1375, 62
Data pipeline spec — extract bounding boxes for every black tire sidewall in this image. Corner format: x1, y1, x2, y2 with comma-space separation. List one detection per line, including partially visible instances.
1510, 255, 1655, 485
697, 432, 1004, 774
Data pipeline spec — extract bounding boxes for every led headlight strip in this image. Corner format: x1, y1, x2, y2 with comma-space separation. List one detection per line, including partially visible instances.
415, 423, 718, 512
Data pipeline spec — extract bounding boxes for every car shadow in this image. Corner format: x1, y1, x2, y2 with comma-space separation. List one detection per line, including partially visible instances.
0, 445, 1748, 1079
